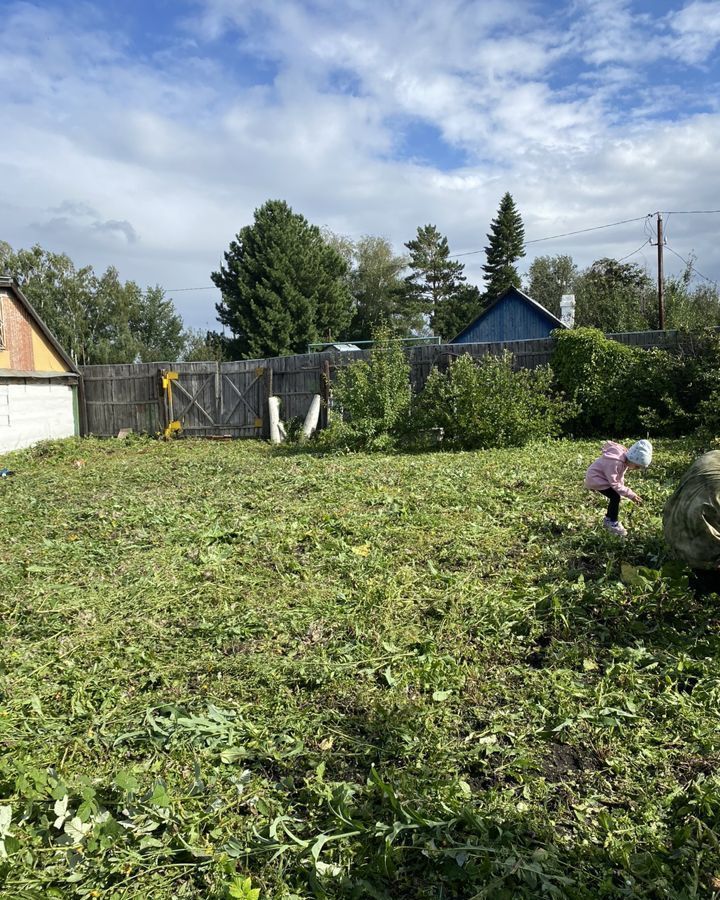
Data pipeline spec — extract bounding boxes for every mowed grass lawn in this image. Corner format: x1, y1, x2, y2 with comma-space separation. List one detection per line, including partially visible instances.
1, 436, 719, 900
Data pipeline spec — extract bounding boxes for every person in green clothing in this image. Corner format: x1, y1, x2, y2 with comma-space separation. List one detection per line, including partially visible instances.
664, 450, 720, 572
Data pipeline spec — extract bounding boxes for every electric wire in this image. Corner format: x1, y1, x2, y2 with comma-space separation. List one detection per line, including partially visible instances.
451, 214, 649, 258
665, 245, 719, 286
616, 238, 651, 262
150, 209, 720, 291
165, 286, 217, 292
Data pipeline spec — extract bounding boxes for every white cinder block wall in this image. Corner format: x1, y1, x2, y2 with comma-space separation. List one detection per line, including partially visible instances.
0, 380, 77, 453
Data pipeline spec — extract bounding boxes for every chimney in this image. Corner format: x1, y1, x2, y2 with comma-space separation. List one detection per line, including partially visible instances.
560, 294, 575, 328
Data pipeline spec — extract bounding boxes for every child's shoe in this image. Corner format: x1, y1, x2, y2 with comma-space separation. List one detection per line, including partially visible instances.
603, 517, 627, 537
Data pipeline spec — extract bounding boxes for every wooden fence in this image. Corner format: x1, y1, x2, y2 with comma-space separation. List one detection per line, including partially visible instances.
78, 329, 683, 438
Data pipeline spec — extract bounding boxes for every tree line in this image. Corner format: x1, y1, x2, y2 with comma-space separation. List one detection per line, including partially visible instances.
212, 194, 720, 359
0, 242, 223, 365
2, 193, 719, 364
211, 194, 527, 358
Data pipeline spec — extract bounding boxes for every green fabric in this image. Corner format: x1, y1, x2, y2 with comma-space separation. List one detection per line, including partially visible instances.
663, 450, 720, 570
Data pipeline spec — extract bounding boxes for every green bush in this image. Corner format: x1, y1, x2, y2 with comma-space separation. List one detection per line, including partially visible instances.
631, 348, 694, 436
415, 351, 573, 450
550, 328, 636, 435
551, 327, 720, 438
316, 329, 411, 450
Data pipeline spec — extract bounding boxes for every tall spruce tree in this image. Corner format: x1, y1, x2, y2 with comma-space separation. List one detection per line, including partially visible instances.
212, 200, 352, 358
482, 192, 526, 301
404, 224, 466, 336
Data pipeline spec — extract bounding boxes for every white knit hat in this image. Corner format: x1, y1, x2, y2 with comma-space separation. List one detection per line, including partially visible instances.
627, 439, 653, 468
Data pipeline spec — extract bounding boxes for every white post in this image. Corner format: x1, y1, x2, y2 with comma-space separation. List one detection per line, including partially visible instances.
302, 394, 321, 439
268, 396, 283, 444
560, 294, 576, 328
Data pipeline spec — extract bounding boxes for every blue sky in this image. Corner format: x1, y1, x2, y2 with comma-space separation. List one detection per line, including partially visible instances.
1, 0, 720, 329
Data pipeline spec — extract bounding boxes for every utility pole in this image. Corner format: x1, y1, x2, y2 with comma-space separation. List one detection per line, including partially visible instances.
657, 212, 665, 330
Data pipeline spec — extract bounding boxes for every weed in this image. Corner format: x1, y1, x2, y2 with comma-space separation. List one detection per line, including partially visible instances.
0, 436, 718, 898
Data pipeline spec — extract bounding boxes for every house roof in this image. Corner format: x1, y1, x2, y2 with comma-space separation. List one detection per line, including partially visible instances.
451, 286, 567, 343
0, 276, 80, 374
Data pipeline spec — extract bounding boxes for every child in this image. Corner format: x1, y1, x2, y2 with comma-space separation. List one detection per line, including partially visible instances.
584, 440, 652, 536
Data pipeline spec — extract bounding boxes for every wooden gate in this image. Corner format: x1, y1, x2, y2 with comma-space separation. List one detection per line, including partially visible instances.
163, 362, 267, 437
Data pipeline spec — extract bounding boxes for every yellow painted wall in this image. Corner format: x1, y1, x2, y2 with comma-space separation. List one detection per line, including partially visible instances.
0, 290, 71, 372
30, 328, 68, 372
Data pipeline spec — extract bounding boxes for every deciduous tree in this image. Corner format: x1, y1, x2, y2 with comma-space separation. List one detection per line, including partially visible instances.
574, 258, 655, 332
0, 243, 187, 364
525, 255, 578, 317
346, 236, 414, 339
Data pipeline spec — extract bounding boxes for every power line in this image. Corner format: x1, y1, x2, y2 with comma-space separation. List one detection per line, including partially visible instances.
165, 286, 217, 292
665, 245, 718, 286
663, 209, 720, 215
451, 214, 649, 258
156, 208, 720, 288
451, 209, 720, 261
616, 238, 651, 262
524, 215, 650, 246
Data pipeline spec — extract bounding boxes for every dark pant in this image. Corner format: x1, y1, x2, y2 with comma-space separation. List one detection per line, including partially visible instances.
599, 488, 621, 522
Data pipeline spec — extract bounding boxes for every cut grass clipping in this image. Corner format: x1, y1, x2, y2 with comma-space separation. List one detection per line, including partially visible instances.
1, 436, 720, 899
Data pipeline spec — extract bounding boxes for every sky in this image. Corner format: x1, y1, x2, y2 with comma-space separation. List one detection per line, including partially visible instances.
1, 0, 720, 330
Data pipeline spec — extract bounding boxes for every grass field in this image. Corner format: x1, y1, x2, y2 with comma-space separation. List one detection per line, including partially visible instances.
1, 435, 719, 899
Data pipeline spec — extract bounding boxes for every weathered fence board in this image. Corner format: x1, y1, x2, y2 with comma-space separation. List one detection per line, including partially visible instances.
78, 329, 686, 438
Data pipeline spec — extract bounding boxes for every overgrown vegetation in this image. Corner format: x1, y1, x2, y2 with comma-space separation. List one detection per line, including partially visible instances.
318, 337, 571, 453
2, 436, 720, 898
552, 327, 720, 438
317, 332, 412, 451
313, 326, 720, 454
416, 352, 572, 450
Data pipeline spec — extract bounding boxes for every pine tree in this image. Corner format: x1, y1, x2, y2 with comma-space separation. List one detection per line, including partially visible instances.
404, 225, 466, 335
482, 193, 526, 301
212, 200, 352, 358
432, 283, 483, 341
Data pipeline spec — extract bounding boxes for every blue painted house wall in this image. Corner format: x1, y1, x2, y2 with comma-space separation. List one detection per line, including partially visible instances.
450, 287, 566, 344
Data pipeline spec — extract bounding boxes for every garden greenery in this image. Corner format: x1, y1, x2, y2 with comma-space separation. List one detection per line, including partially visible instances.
552, 327, 720, 440
314, 327, 720, 452
416, 352, 573, 450
316, 329, 411, 450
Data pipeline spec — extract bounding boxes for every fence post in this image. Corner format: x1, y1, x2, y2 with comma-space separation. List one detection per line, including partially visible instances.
159, 369, 170, 433
77, 374, 89, 436
215, 361, 222, 424
262, 366, 273, 440
321, 358, 331, 429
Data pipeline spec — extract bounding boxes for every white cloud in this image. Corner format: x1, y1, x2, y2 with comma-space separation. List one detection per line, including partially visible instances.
668, 0, 720, 63
0, 0, 719, 333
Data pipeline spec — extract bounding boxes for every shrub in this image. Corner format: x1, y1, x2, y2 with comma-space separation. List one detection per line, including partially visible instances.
631, 348, 694, 436
550, 328, 636, 435
317, 329, 411, 450
552, 327, 720, 438
415, 351, 573, 450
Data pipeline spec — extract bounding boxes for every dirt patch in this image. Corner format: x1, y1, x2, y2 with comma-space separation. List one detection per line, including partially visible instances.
674, 755, 719, 785
542, 742, 604, 784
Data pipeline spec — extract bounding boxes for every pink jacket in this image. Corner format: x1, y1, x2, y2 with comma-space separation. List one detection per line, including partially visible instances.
584, 441, 639, 501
